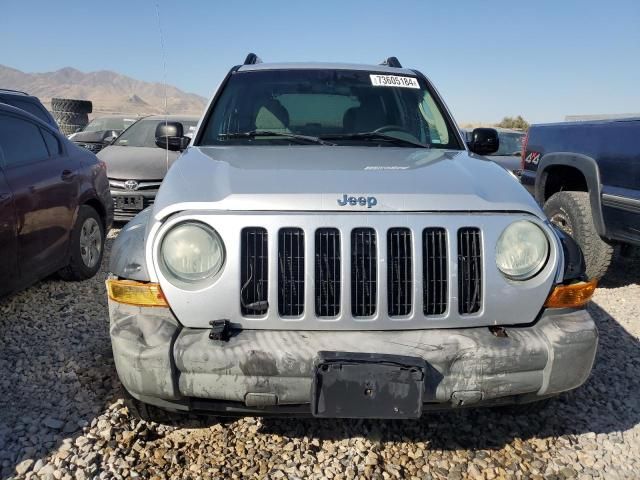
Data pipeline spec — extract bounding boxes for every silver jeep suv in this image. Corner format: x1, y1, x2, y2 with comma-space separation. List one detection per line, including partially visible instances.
106, 54, 598, 418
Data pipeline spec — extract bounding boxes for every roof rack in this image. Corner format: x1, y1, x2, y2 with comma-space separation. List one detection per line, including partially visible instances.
380, 57, 402, 68
0, 88, 29, 96
243, 53, 262, 65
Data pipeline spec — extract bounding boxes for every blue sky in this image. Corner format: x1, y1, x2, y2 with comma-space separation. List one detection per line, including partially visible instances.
1, 0, 639, 123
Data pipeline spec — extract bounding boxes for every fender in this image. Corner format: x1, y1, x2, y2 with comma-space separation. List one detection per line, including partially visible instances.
536, 152, 606, 238
110, 208, 151, 281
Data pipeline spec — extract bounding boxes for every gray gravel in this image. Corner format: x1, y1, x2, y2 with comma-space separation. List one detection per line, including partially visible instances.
0, 229, 638, 479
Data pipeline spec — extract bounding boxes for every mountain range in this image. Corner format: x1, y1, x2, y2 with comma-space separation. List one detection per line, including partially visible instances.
0, 65, 207, 117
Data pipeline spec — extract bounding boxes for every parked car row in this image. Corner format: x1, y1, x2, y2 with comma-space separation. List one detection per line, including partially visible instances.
6, 54, 638, 420
0, 88, 197, 295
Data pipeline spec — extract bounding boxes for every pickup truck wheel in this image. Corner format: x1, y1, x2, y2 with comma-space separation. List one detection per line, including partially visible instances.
59, 206, 105, 281
544, 191, 613, 279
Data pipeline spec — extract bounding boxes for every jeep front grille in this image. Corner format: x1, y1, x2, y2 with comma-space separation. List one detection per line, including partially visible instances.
315, 228, 341, 317
351, 228, 377, 317
237, 224, 486, 321
458, 227, 482, 314
387, 228, 412, 316
278, 228, 305, 317
240, 227, 268, 316
423, 228, 448, 315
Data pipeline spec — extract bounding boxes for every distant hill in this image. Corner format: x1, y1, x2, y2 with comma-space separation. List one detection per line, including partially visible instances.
0, 65, 207, 117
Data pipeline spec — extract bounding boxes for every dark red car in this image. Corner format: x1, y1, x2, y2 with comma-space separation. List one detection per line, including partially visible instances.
0, 103, 113, 297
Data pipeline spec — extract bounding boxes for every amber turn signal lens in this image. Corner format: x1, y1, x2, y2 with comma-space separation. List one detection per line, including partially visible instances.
544, 278, 598, 308
106, 279, 168, 307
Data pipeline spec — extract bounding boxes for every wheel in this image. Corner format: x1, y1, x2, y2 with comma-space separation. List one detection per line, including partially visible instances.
59, 206, 105, 280
543, 191, 614, 279
53, 111, 89, 126
51, 97, 93, 114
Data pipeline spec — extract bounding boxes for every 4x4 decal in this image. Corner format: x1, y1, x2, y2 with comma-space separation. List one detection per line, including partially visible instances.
524, 151, 541, 165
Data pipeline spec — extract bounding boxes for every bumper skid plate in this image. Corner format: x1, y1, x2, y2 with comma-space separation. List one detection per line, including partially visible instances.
312, 352, 426, 419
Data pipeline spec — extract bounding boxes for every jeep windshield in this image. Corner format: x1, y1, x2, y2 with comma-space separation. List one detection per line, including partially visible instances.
197, 69, 463, 149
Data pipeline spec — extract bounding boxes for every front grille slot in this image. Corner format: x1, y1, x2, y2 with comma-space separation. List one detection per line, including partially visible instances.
240, 227, 268, 316
458, 227, 482, 314
278, 228, 305, 317
423, 228, 448, 315
387, 228, 412, 316
315, 228, 341, 317
351, 228, 377, 317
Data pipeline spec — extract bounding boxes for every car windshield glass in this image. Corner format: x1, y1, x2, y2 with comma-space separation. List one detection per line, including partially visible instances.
198, 69, 461, 149
115, 119, 197, 147
495, 132, 525, 155
83, 117, 137, 132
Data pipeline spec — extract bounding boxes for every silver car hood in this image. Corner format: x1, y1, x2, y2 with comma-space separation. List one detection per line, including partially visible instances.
151, 146, 543, 219
97, 145, 180, 181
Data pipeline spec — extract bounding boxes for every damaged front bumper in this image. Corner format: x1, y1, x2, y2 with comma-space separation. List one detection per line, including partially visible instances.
109, 300, 598, 417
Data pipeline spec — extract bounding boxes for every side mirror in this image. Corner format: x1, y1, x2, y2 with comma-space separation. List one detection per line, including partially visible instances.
469, 128, 499, 155
102, 132, 118, 145
155, 122, 189, 151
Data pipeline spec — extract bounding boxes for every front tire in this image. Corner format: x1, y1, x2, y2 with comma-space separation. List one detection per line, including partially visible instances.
543, 191, 613, 279
59, 205, 105, 281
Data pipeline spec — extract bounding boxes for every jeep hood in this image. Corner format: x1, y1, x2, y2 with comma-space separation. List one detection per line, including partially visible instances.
97, 145, 180, 181
152, 146, 543, 219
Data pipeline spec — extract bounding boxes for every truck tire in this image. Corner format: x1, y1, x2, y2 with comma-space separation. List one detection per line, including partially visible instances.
58, 123, 85, 136
544, 191, 613, 279
51, 97, 93, 114
59, 205, 105, 281
53, 111, 89, 126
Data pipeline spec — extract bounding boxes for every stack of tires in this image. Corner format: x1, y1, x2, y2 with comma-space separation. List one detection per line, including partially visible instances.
51, 98, 92, 136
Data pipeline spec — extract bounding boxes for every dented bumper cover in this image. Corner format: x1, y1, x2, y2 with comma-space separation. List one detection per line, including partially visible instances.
109, 300, 597, 415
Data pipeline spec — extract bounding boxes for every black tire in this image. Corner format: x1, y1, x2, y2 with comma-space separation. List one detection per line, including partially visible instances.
544, 191, 614, 279
53, 111, 89, 126
51, 97, 92, 114
59, 205, 105, 281
58, 124, 85, 136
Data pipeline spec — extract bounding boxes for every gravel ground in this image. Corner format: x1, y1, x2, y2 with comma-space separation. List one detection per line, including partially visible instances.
0, 229, 638, 480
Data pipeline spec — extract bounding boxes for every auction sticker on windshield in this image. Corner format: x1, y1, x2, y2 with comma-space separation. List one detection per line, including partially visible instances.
370, 74, 419, 89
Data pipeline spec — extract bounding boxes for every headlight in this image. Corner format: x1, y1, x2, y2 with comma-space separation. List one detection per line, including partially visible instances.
496, 220, 549, 280
160, 222, 225, 284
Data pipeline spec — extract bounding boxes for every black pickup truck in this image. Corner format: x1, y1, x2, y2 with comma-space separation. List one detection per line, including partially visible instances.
521, 118, 640, 278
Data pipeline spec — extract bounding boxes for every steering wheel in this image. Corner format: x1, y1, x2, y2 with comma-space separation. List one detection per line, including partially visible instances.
373, 125, 414, 135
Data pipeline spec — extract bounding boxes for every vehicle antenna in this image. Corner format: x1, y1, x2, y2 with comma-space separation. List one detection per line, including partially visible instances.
154, 0, 169, 172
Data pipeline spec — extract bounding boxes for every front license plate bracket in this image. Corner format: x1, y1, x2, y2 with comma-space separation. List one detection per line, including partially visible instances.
311, 351, 426, 419
116, 195, 143, 210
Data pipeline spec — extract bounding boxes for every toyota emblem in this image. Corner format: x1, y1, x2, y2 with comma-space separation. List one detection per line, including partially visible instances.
124, 180, 139, 191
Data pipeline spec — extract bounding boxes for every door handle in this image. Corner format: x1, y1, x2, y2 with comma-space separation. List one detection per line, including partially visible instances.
61, 169, 75, 181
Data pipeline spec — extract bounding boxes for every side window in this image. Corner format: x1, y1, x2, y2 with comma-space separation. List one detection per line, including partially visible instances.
41, 129, 62, 156
0, 115, 50, 168
418, 91, 449, 145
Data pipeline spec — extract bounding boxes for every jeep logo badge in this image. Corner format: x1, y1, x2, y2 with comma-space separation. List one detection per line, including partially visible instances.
337, 194, 378, 209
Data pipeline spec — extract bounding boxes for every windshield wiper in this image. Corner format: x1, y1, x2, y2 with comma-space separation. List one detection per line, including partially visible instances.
321, 132, 430, 149
219, 130, 335, 146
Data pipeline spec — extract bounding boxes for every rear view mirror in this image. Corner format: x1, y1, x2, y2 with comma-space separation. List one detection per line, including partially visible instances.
155, 122, 189, 151
469, 128, 499, 155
